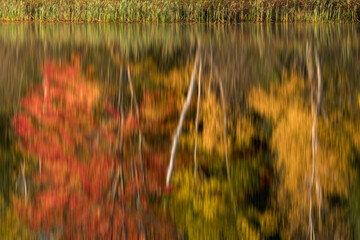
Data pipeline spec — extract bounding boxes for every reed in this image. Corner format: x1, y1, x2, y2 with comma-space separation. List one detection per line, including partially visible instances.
0, 0, 359, 22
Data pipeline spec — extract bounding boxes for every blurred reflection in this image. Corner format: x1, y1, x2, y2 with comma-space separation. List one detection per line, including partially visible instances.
0, 23, 359, 239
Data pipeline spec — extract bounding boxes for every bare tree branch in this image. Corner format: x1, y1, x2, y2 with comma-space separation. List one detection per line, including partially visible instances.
207, 43, 213, 98
166, 50, 200, 186
127, 65, 140, 121
21, 161, 27, 204
314, 50, 323, 232
213, 64, 241, 239
127, 65, 151, 202
194, 58, 202, 181
306, 46, 323, 240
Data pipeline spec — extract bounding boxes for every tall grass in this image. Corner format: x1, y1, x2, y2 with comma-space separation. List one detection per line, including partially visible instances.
0, 0, 359, 23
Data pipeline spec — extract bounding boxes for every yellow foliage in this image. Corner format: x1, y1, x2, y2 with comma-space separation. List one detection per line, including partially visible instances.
248, 74, 304, 122
236, 115, 255, 149
237, 214, 260, 240
131, 57, 193, 113
170, 169, 242, 239
259, 210, 278, 236
248, 73, 355, 237
200, 92, 228, 155
173, 169, 227, 222
0, 196, 31, 238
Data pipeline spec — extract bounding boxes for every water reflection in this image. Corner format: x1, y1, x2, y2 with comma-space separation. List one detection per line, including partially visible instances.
0, 23, 359, 239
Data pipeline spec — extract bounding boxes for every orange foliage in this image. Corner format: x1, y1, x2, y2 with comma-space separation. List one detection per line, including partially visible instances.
12, 58, 167, 238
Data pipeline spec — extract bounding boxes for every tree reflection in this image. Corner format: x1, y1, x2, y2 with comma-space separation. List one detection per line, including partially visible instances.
0, 23, 359, 239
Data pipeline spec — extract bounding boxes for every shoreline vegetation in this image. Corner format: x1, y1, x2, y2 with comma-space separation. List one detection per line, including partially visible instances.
0, 0, 359, 23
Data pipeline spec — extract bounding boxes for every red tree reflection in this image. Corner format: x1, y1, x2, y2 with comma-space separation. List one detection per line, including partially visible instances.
13, 57, 171, 239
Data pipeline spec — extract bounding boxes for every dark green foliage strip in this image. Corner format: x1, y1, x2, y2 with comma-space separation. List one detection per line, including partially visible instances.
0, 0, 359, 23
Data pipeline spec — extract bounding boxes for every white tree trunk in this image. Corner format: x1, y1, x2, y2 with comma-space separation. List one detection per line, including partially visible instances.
166, 52, 200, 186
307, 48, 322, 240
194, 59, 202, 181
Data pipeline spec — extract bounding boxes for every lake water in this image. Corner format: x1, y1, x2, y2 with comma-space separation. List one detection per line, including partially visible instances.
0, 23, 359, 239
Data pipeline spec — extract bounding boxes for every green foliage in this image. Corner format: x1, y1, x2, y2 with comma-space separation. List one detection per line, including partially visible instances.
168, 103, 276, 238
0, 0, 359, 22
0, 196, 31, 239
169, 150, 277, 239
351, 170, 360, 239
169, 169, 238, 239
0, 117, 32, 238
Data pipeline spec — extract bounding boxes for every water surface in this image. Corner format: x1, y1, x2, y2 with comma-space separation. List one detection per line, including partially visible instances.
0, 23, 359, 239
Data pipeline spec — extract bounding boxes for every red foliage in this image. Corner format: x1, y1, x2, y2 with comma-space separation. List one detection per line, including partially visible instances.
13, 58, 167, 238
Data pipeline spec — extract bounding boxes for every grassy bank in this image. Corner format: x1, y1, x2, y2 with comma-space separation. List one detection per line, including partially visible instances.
0, 0, 359, 23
